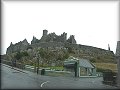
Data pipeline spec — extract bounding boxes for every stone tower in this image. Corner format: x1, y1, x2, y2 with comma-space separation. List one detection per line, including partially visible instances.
71, 35, 76, 44
67, 35, 76, 44
43, 29, 48, 36
63, 32, 67, 42
31, 36, 39, 44
70, 35, 76, 44
116, 41, 120, 88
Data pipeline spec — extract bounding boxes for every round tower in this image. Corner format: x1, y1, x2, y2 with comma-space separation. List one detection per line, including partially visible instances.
43, 29, 48, 36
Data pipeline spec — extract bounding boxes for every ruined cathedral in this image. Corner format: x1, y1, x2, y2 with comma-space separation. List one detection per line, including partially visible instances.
6, 30, 76, 54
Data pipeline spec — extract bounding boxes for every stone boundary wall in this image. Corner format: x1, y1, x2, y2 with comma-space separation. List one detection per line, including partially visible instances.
31, 42, 64, 48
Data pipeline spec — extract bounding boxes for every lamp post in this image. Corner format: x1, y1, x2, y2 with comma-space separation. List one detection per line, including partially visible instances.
36, 57, 39, 74
36, 52, 40, 74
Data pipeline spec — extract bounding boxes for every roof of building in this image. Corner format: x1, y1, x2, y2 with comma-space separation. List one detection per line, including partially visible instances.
79, 59, 95, 68
64, 56, 95, 68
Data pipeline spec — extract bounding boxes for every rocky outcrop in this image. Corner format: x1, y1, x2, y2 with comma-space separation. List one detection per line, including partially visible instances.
6, 30, 115, 64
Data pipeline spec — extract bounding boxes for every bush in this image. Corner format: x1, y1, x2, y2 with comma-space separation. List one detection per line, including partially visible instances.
67, 47, 75, 54
96, 68, 105, 73
90, 58, 96, 63
22, 51, 29, 56
15, 52, 22, 60
14, 51, 29, 60
97, 56, 100, 60
38, 48, 47, 59
63, 52, 69, 59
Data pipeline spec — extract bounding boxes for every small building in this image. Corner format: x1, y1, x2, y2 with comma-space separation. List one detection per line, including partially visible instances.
64, 56, 96, 77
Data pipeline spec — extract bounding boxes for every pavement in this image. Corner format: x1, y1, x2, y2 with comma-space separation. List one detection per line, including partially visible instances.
1, 64, 119, 89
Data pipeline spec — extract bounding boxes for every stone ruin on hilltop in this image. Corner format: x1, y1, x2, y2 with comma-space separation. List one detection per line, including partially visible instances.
6, 30, 76, 54
6, 29, 116, 63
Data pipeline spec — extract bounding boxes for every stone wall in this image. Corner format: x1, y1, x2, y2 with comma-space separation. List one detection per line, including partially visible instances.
6, 39, 114, 57
31, 42, 64, 49
6, 39, 29, 54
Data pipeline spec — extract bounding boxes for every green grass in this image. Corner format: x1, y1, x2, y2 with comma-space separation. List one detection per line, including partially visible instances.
45, 71, 70, 77
93, 63, 117, 72
44, 66, 64, 70
25, 63, 64, 71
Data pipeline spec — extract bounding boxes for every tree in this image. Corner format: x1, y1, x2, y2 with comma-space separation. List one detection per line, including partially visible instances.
15, 52, 22, 60
21, 51, 29, 57
63, 52, 69, 60
38, 48, 47, 59
90, 58, 96, 63
67, 47, 75, 54
14, 51, 29, 60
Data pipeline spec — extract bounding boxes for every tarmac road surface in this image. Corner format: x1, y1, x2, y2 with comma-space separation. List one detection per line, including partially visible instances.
1, 64, 118, 89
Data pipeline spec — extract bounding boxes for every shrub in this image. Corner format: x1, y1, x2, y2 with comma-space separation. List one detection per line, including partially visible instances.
14, 51, 29, 60
63, 52, 69, 59
22, 51, 29, 56
90, 58, 96, 63
96, 68, 105, 73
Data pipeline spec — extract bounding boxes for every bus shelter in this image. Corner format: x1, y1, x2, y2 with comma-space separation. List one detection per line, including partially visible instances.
64, 56, 96, 77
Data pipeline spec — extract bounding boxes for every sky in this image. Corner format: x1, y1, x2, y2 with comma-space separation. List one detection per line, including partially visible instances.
2, 1, 119, 55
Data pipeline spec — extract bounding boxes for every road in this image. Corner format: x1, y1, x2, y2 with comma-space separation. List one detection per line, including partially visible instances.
1, 64, 118, 89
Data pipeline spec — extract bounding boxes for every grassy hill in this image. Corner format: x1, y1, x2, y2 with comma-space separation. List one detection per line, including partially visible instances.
94, 63, 117, 72
2, 44, 117, 73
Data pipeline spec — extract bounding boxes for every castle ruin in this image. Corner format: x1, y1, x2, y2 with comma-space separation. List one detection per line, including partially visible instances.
6, 30, 76, 54
6, 29, 115, 63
